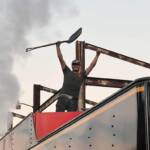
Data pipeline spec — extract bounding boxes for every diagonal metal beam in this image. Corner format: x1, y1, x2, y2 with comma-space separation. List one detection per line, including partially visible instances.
85, 43, 150, 69
85, 99, 98, 106
40, 86, 57, 94
86, 77, 132, 88
38, 90, 61, 112
12, 112, 25, 119
33, 84, 58, 112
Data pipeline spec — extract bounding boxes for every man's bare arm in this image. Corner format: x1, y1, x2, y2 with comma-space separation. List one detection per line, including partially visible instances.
85, 51, 100, 75
56, 42, 66, 70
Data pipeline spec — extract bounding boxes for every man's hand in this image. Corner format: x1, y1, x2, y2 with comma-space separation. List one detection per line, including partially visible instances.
96, 51, 100, 56
56, 41, 61, 48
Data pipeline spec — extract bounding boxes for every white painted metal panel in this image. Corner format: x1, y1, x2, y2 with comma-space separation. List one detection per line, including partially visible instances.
12, 114, 37, 150
0, 114, 38, 150
0, 139, 3, 150
3, 133, 12, 150
31, 87, 137, 150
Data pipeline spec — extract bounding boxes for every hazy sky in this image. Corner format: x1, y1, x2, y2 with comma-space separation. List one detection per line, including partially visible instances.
0, 0, 150, 133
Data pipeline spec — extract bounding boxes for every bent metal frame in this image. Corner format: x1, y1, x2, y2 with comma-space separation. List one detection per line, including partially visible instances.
32, 41, 150, 112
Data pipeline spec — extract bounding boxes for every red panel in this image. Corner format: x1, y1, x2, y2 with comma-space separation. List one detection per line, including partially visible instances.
34, 112, 82, 140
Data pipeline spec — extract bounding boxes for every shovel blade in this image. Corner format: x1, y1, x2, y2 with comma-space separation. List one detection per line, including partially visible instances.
67, 27, 82, 43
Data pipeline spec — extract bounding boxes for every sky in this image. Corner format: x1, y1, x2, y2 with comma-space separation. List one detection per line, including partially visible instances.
0, 0, 150, 135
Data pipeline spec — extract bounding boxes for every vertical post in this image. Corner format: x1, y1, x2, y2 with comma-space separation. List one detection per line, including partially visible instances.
7, 112, 13, 131
76, 41, 86, 111
76, 41, 80, 60
145, 81, 150, 150
33, 84, 41, 112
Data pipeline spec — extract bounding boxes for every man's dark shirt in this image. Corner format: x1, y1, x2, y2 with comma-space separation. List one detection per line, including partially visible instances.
60, 65, 83, 100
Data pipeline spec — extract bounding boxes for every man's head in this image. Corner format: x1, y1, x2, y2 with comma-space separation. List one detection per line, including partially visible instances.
71, 60, 81, 74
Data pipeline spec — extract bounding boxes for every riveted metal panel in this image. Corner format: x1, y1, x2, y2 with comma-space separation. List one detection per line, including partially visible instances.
3, 133, 13, 150
0, 131, 15, 150
12, 114, 37, 150
0, 139, 3, 150
31, 87, 138, 150
0, 114, 38, 150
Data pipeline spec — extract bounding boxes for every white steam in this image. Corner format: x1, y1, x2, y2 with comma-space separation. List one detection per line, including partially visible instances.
0, 0, 77, 135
